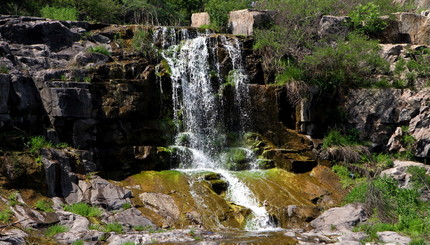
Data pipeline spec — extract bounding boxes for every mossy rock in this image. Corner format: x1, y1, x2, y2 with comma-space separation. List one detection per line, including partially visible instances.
256, 159, 275, 169
204, 172, 221, 180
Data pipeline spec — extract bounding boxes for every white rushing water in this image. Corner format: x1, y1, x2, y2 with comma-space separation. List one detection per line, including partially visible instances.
158, 27, 274, 230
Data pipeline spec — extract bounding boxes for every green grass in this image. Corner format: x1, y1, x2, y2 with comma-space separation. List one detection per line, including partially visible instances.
119, 242, 135, 245
322, 129, 362, 148
0, 207, 13, 223
133, 225, 152, 231
28, 136, 53, 154
104, 223, 123, 233
45, 225, 69, 237
122, 202, 132, 210
72, 240, 84, 245
41, 6, 78, 21
87, 46, 110, 56
35, 200, 54, 212
0, 66, 9, 74
63, 203, 102, 217
7, 192, 20, 206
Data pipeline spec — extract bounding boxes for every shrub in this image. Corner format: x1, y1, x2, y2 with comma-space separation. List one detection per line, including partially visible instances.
302, 33, 389, 90
46, 224, 69, 237
0, 207, 13, 223
35, 200, 54, 212
88, 46, 110, 56
132, 29, 159, 61
204, 0, 252, 29
41, 6, 78, 21
332, 165, 358, 188
28, 136, 52, 154
349, 2, 388, 35
63, 203, 102, 217
408, 166, 430, 191
105, 222, 124, 233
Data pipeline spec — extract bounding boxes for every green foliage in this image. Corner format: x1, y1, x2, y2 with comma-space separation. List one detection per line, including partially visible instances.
8, 192, 20, 206
122, 202, 132, 210
119, 242, 135, 245
0, 207, 13, 223
332, 165, 361, 188
133, 225, 152, 231
88, 46, 110, 56
349, 3, 388, 35
0, 66, 9, 74
408, 166, 430, 191
40, 6, 78, 21
72, 240, 84, 245
104, 222, 124, 233
132, 29, 159, 61
28, 136, 53, 154
45, 224, 69, 237
205, 0, 252, 29
302, 33, 389, 89
35, 200, 54, 212
63, 203, 102, 217
322, 129, 362, 148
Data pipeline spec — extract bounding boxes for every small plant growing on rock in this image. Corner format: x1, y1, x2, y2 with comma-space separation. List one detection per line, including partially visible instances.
72, 240, 84, 245
133, 225, 152, 231
28, 136, 52, 154
35, 200, 54, 212
0, 207, 13, 223
0, 66, 9, 74
88, 46, 110, 56
7, 192, 20, 206
349, 2, 388, 35
122, 202, 132, 210
45, 224, 69, 237
104, 222, 123, 233
63, 202, 102, 217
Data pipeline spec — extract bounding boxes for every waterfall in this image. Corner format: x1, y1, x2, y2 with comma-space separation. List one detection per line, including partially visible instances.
158, 27, 274, 230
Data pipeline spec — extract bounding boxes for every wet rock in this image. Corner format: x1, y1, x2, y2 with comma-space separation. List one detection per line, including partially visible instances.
228, 9, 274, 35
318, 15, 351, 40
310, 203, 367, 233
191, 12, 210, 27
204, 173, 221, 180
89, 177, 132, 210
0, 18, 80, 52
208, 180, 229, 195
377, 231, 411, 245
105, 207, 155, 228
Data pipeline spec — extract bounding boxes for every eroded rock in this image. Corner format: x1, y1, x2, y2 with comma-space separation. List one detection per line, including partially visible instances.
310, 203, 367, 232
228, 9, 274, 35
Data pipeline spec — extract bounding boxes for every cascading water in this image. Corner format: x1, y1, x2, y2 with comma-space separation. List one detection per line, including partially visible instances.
157, 27, 274, 230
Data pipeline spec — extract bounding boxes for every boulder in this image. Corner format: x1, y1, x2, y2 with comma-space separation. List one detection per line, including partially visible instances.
310, 203, 367, 232
139, 192, 180, 223
380, 160, 430, 188
0, 229, 28, 245
191, 12, 210, 28
318, 15, 351, 40
377, 231, 411, 245
0, 18, 80, 52
228, 9, 274, 35
70, 51, 109, 67
57, 211, 90, 232
11, 205, 59, 228
105, 207, 156, 228
88, 177, 132, 210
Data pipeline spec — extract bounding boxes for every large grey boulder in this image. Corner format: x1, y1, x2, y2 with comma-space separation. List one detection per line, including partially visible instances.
380, 160, 430, 188
191, 12, 210, 27
88, 177, 132, 210
104, 207, 155, 228
377, 231, 411, 245
310, 203, 368, 232
57, 211, 90, 232
11, 205, 59, 228
228, 9, 274, 35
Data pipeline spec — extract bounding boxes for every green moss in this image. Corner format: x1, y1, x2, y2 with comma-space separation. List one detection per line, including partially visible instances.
87, 46, 110, 56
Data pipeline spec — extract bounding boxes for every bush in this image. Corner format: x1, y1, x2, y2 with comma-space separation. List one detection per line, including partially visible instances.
302, 33, 389, 89
204, 0, 252, 29
88, 46, 110, 56
28, 136, 52, 154
63, 203, 102, 217
349, 3, 388, 35
46, 224, 69, 237
41, 6, 78, 21
132, 29, 159, 61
